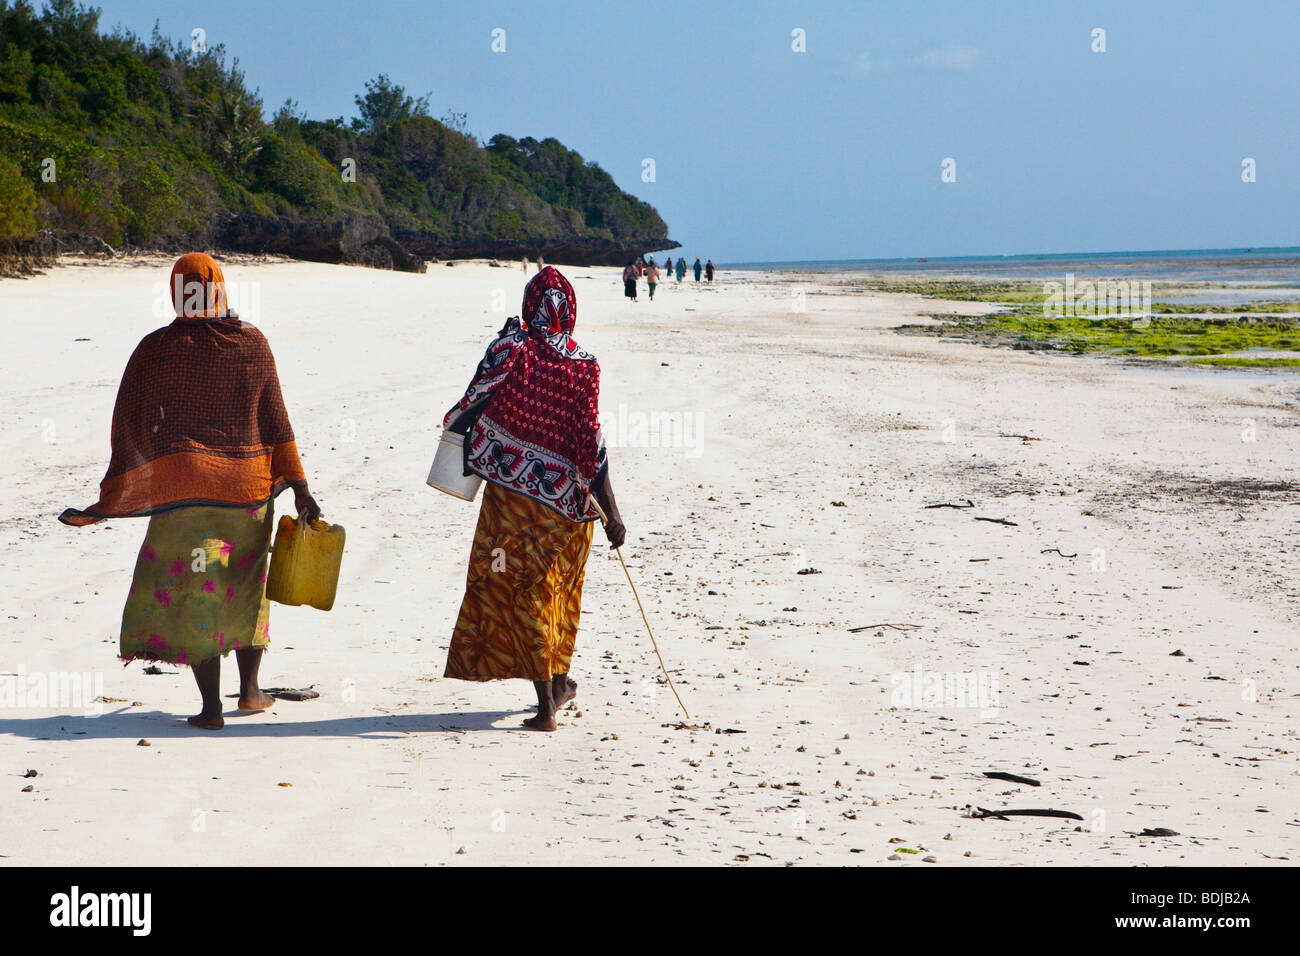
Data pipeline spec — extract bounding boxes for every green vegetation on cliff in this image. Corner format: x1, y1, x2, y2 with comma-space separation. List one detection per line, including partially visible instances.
0, 0, 674, 265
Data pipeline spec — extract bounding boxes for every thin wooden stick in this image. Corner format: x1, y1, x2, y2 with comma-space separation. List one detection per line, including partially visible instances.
588, 497, 690, 718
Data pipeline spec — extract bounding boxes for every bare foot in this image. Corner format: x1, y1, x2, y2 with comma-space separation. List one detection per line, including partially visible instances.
552, 676, 578, 711
187, 712, 225, 730
521, 715, 557, 731
237, 690, 276, 712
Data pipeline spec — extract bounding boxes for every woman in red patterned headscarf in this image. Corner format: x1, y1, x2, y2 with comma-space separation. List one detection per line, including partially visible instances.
60, 253, 322, 730
442, 265, 626, 730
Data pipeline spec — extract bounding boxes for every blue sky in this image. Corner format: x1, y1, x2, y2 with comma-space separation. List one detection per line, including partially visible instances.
98, 0, 1299, 262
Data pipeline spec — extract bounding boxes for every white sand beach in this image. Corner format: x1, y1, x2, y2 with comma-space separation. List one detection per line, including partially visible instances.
1, 258, 1297, 866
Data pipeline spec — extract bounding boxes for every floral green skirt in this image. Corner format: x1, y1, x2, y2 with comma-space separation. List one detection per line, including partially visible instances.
119, 504, 273, 668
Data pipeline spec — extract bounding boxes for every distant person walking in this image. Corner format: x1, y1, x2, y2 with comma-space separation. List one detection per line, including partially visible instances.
645, 260, 659, 300
537, 256, 545, 273
522, 256, 530, 272
622, 260, 639, 301
676, 257, 686, 282
693, 258, 702, 282
705, 259, 714, 282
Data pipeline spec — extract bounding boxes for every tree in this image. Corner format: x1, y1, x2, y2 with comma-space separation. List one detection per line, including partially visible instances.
0, 156, 39, 239
42, 0, 100, 51
353, 74, 429, 136
272, 97, 306, 134
440, 109, 470, 136
206, 87, 263, 173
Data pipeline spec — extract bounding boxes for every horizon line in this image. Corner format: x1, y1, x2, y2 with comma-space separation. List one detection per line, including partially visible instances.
721, 244, 1300, 268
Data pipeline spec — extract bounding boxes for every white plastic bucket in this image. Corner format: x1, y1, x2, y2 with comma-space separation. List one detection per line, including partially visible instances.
427, 431, 483, 501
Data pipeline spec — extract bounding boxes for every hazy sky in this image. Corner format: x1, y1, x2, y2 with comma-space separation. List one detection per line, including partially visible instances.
97, 0, 1299, 262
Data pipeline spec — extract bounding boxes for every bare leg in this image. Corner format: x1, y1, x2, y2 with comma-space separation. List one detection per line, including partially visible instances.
522, 679, 557, 731
188, 657, 224, 730
552, 673, 578, 710
235, 647, 275, 711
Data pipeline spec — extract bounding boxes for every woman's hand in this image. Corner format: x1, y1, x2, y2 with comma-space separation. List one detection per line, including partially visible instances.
293, 483, 322, 524
603, 516, 626, 549
591, 470, 625, 548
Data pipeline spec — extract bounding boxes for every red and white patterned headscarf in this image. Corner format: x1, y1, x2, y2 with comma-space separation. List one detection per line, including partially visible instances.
444, 267, 606, 522
519, 266, 595, 361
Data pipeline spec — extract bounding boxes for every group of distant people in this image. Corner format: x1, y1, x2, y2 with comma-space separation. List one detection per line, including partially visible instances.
523, 253, 715, 303
622, 255, 714, 301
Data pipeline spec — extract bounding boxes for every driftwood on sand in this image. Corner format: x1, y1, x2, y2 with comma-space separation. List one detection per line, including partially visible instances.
970, 807, 1084, 821
983, 771, 1041, 787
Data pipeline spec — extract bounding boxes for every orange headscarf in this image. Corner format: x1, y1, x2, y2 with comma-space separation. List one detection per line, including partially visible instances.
169, 252, 230, 319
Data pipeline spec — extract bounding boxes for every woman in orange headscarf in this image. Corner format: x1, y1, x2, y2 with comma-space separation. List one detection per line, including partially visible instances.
61, 253, 322, 730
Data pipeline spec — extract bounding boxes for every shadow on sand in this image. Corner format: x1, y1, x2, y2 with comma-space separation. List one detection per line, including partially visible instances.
0, 707, 528, 740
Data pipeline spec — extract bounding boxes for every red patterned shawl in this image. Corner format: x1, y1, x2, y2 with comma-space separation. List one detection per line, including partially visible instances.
443, 266, 606, 522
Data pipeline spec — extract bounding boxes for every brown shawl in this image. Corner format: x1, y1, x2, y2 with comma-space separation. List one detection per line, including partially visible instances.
59, 254, 306, 526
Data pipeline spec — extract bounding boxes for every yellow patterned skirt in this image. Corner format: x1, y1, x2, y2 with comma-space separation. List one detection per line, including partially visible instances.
445, 482, 594, 682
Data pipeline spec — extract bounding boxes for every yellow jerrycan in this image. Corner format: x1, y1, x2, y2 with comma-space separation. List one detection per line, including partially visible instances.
265, 514, 345, 611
